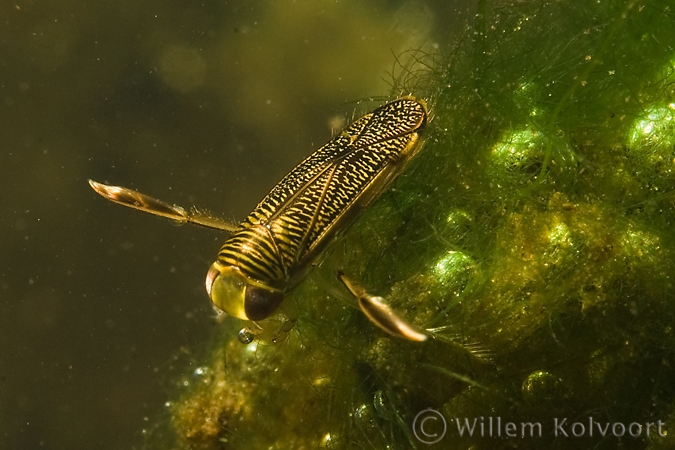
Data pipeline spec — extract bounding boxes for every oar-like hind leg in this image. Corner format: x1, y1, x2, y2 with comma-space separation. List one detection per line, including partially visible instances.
88, 180, 237, 232
337, 270, 427, 342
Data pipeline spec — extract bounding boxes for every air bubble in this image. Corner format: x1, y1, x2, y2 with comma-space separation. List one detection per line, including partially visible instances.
238, 328, 255, 344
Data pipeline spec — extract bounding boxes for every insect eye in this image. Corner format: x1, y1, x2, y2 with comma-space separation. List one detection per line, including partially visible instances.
206, 264, 248, 320
244, 285, 284, 321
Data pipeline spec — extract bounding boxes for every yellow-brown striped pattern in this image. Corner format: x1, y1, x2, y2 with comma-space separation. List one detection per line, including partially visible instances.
217, 98, 427, 288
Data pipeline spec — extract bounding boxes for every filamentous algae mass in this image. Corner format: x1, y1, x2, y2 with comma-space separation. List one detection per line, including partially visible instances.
158, 2, 675, 449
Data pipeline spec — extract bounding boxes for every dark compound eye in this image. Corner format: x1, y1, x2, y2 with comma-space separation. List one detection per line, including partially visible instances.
244, 285, 284, 321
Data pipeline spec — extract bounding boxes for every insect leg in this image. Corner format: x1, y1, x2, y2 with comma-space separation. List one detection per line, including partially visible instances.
88, 180, 237, 232
337, 271, 427, 342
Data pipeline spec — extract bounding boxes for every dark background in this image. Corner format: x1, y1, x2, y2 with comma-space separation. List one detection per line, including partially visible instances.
0, 1, 471, 448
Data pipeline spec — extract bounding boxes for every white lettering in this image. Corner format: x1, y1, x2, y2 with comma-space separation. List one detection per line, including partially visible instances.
658, 420, 667, 437
628, 422, 642, 437
571, 422, 585, 437
554, 418, 568, 437
646, 422, 654, 437
595, 421, 609, 436
454, 418, 477, 437
521, 422, 542, 437
612, 422, 626, 437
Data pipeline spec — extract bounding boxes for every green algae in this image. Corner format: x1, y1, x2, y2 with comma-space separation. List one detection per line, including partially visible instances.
158, 1, 675, 449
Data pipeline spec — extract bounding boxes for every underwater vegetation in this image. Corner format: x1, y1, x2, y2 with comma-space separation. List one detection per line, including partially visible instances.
149, 1, 675, 449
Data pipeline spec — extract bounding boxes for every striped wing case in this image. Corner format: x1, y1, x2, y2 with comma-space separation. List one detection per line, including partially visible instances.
217, 98, 428, 290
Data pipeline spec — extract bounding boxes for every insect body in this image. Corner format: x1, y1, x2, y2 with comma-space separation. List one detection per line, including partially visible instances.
90, 98, 428, 341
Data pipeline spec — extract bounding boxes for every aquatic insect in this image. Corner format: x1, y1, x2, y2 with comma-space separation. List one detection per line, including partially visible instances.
89, 98, 428, 341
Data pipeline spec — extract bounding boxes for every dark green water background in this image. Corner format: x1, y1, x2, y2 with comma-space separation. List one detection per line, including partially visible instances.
0, 1, 470, 448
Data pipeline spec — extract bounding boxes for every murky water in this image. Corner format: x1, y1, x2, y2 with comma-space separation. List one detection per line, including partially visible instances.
0, 1, 469, 448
